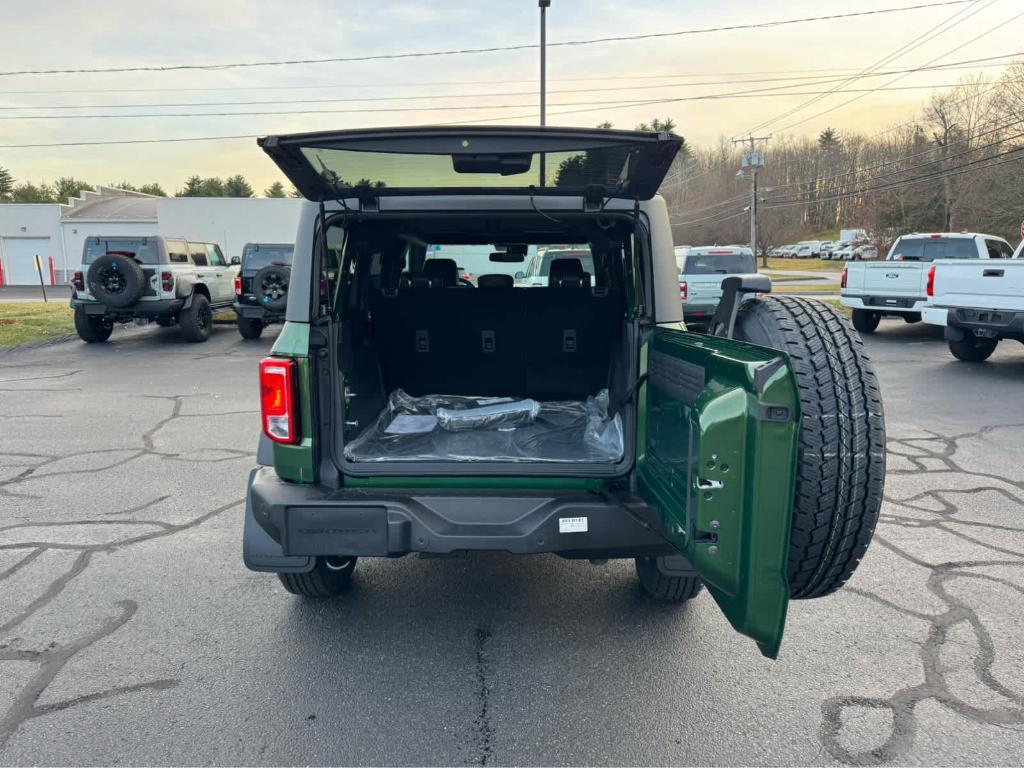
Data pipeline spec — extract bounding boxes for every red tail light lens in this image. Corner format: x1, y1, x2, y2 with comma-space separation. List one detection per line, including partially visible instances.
259, 357, 299, 444
679, 281, 688, 301
234, 275, 242, 296
71, 271, 84, 291
161, 271, 174, 292
926, 265, 936, 297
840, 267, 848, 289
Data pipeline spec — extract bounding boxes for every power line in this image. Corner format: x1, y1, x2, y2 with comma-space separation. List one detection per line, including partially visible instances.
0, 1, 977, 78
742, 0, 994, 136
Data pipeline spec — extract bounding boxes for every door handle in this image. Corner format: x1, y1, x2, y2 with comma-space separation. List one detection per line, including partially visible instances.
983, 269, 1004, 277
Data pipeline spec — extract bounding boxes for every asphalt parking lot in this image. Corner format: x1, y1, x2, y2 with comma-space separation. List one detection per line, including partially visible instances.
1, 317, 1023, 766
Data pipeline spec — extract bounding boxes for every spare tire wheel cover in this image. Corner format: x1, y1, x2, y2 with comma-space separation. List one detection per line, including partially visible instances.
254, 265, 290, 311
86, 254, 146, 308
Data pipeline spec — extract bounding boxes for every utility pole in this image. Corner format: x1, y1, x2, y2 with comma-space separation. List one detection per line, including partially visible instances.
733, 135, 771, 267
539, 0, 551, 186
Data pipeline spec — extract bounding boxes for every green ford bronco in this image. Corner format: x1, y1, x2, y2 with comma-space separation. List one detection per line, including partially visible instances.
244, 127, 885, 658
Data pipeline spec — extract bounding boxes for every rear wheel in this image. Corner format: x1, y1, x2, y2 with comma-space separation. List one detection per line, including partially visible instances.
635, 556, 704, 602
73, 307, 113, 343
851, 308, 880, 334
278, 556, 357, 597
735, 296, 885, 599
949, 335, 997, 362
237, 317, 264, 340
902, 312, 922, 324
178, 294, 212, 342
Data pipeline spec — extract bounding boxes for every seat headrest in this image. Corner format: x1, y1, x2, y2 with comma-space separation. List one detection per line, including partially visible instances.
548, 258, 589, 288
477, 273, 514, 288
422, 258, 458, 287
399, 273, 442, 290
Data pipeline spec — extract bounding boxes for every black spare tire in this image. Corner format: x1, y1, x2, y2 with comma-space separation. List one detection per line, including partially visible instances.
86, 254, 146, 309
735, 296, 886, 599
252, 265, 290, 312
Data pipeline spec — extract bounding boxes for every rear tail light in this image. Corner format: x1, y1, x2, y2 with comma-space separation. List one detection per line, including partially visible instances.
71, 271, 84, 292
161, 271, 174, 292
926, 265, 936, 297
679, 281, 688, 301
234, 275, 242, 296
259, 357, 299, 444
840, 267, 847, 289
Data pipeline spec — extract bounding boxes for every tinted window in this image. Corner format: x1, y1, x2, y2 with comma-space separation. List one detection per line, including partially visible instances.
242, 244, 294, 270
165, 239, 188, 263
684, 252, 757, 274
892, 237, 976, 261
206, 244, 225, 266
82, 237, 161, 264
890, 238, 923, 260
189, 242, 208, 267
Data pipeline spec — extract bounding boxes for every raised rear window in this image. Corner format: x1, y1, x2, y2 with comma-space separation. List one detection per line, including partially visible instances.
83, 237, 160, 264
683, 251, 757, 275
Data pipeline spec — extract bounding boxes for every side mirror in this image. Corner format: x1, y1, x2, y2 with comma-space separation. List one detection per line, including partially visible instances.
514, 271, 526, 280
230, 256, 240, 265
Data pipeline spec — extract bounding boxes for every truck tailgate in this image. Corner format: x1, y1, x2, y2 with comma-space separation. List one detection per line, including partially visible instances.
932, 260, 1024, 310
857, 262, 926, 296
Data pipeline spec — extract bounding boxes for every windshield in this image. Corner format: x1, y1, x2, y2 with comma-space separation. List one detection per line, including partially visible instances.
891, 237, 976, 261
82, 237, 160, 264
527, 248, 594, 277
683, 252, 757, 274
243, 244, 294, 270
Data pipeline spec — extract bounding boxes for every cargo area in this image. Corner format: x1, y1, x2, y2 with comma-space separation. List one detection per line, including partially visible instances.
329, 212, 640, 474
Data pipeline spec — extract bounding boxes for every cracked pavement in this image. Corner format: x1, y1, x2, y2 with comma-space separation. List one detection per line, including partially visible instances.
1, 319, 1022, 765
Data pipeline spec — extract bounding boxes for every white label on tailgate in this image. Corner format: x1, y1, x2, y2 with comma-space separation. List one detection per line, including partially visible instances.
559, 516, 588, 533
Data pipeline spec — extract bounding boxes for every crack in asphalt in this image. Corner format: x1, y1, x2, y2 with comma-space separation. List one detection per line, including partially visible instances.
819, 426, 1024, 765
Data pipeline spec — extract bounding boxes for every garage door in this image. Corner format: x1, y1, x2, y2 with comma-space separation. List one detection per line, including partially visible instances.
1, 238, 51, 285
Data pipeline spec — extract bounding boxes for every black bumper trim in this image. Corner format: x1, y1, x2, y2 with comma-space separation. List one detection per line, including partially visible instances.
71, 298, 184, 318
243, 467, 674, 571
233, 302, 284, 322
945, 307, 1024, 341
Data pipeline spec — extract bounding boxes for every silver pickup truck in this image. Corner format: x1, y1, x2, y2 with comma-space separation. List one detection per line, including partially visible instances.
840, 232, 1016, 334
677, 246, 764, 323
922, 240, 1024, 361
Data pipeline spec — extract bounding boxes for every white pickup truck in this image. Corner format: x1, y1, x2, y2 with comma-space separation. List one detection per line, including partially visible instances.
840, 232, 1017, 334
922, 239, 1024, 361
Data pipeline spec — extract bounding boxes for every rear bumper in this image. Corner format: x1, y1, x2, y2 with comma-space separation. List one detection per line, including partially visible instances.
840, 295, 925, 314
243, 467, 674, 572
943, 307, 1024, 342
234, 301, 284, 322
682, 303, 718, 319
71, 297, 184, 318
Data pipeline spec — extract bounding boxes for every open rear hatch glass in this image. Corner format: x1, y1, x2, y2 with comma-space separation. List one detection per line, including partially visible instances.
258, 126, 681, 202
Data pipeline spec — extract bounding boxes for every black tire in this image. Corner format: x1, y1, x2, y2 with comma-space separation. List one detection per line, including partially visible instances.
735, 296, 886, 599
948, 335, 997, 362
635, 557, 704, 602
73, 306, 113, 343
851, 308, 880, 334
278, 556, 357, 597
252, 265, 290, 313
178, 294, 212, 342
237, 317, 264, 340
86, 254, 146, 309
902, 312, 922, 324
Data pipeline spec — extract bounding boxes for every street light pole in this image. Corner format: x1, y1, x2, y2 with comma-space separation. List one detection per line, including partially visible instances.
539, 0, 550, 127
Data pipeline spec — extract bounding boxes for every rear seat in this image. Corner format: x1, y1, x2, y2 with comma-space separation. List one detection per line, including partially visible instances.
371, 259, 619, 399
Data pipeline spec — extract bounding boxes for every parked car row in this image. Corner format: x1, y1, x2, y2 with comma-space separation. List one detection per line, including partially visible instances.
68, 235, 294, 343
840, 231, 1023, 360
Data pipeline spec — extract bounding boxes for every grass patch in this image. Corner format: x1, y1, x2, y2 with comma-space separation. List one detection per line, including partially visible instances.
773, 283, 840, 295
763, 258, 845, 272
0, 302, 74, 347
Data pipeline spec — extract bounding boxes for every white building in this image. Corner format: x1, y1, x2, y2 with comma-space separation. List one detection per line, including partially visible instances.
0, 187, 303, 286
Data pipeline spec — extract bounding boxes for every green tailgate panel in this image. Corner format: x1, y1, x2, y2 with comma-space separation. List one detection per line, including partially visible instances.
638, 328, 799, 658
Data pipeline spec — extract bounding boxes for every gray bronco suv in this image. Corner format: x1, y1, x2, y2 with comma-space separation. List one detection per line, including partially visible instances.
244, 127, 886, 658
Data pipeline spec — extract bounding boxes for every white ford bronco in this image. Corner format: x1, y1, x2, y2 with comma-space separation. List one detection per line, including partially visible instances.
70, 235, 240, 343
244, 126, 886, 658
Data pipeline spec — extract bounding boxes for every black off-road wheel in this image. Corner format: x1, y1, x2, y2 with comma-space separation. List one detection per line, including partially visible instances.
851, 308, 880, 334
237, 317, 264, 340
735, 296, 886, 599
948, 335, 997, 362
635, 557, 704, 602
73, 307, 113, 343
278, 556, 357, 597
178, 294, 212, 342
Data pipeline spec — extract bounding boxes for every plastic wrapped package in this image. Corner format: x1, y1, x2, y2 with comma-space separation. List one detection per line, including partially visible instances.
344, 389, 623, 463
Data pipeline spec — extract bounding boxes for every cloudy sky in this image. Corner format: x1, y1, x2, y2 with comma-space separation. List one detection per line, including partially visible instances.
0, 0, 1019, 195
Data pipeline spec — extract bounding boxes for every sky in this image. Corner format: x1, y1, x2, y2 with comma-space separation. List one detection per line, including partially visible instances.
0, 0, 1020, 196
